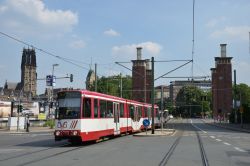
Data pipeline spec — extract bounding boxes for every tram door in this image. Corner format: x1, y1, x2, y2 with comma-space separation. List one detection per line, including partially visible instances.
134, 106, 139, 130
113, 103, 120, 135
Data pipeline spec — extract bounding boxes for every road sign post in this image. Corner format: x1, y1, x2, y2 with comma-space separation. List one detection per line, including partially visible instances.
240, 106, 244, 128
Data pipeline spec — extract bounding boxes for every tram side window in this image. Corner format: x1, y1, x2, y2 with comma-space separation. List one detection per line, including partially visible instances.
144, 107, 148, 117
138, 106, 142, 119
120, 103, 124, 117
94, 99, 98, 118
83, 98, 91, 118
148, 107, 151, 118
129, 104, 134, 120
100, 100, 107, 118
156, 108, 160, 120
107, 101, 113, 118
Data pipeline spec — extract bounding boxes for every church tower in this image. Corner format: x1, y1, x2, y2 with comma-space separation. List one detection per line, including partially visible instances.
21, 48, 37, 96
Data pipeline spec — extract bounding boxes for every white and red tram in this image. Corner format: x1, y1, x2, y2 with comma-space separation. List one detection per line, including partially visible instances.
54, 90, 160, 142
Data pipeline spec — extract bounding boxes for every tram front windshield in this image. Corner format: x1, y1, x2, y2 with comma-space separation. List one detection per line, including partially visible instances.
57, 91, 81, 119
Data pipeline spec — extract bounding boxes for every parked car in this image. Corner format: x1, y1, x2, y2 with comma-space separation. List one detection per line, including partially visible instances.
169, 114, 174, 119
22, 109, 34, 116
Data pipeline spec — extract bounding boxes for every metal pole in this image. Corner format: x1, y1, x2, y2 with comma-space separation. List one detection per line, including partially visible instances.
151, 57, 155, 134
95, 63, 97, 92
240, 93, 243, 128
51, 64, 58, 119
120, 73, 122, 98
241, 112, 243, 128
234, 70, 237, 123
161, 85, 164, 131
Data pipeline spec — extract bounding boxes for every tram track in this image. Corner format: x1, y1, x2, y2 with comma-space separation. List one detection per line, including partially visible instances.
158, 119, 210, 166
0, 134, 131, 166
158, 131, 183, 166
0, 142, 71, 162
158, 119, 184, 166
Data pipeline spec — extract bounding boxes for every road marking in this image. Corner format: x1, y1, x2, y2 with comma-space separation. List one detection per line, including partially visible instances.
190, 119, 207, 134
210, 136, 215, 139
215, 139, 222, 142
0, 148, 23, 154
223, 142, 231, 146
234, 147, 247, 152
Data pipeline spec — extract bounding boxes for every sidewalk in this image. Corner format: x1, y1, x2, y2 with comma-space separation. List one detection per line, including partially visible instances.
202, 119, 250, 133
0, 126, 54, 134
133, 129, 175, 137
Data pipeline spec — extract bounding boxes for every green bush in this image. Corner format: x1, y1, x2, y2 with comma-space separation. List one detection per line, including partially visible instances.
43, 119, 55, 129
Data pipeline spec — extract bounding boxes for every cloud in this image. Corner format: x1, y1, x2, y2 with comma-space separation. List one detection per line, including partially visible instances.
104, 29, 120, 37
0, 5, 7, 13
69, 40, 86, 49
210, 26, 250, 40
112, 41, 162, 58
206, 17, 226, 28
0, 0, 78, 36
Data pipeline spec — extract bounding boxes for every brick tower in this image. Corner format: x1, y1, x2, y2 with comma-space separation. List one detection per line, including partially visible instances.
21, 48, 37, 96
211, 44, 232, 120
132, 47, 152, 103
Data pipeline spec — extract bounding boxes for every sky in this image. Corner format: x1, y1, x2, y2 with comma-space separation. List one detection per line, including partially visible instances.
0, 0, 250, 95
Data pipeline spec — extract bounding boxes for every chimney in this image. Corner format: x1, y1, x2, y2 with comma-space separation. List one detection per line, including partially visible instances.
220, 44, 227, 57
146, 59, 151, 70
136, 47, 142, 60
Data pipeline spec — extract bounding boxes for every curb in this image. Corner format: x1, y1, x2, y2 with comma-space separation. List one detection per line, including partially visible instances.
202, 120, 250, 133
133, 129, 175, 137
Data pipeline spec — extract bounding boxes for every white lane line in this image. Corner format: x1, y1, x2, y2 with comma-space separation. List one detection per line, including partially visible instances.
234, 147, 247, 152
190, 119, 207, 134
215, 139, 222, 142
210, 136, 215, 139
223, 142, 231, 146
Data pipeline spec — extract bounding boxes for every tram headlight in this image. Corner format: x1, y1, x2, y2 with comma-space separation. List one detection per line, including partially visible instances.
55, 131, 61, 136
72, 130, 78, 136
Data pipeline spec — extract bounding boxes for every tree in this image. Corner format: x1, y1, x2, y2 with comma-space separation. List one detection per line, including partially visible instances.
175, 85, 211, 118
90, 75, 132, 99
230, 83, 250, 123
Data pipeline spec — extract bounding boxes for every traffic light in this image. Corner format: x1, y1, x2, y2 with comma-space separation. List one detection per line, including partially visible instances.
18, 104, 23, 113
70, 74, 73, 82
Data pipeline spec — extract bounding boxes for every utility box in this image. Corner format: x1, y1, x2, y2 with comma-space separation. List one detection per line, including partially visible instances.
8, 117, 25, 131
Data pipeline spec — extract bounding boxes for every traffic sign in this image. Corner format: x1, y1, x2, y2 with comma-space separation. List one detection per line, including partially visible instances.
46, 75, 56, 86
46, 75, 52, 86
38, 113, 46, 120
143, 119, 150, 127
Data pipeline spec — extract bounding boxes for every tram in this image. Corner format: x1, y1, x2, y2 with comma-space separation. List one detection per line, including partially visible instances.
54, 90, 160, 142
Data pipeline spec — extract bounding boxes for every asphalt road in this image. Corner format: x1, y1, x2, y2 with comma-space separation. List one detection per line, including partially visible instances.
0, 119, 249, 166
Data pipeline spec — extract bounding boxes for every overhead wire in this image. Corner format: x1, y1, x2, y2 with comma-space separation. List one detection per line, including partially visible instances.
0, 31, 90, 71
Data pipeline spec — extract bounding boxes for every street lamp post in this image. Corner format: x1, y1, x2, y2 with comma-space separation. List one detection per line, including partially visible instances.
49, 64, 59, 119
